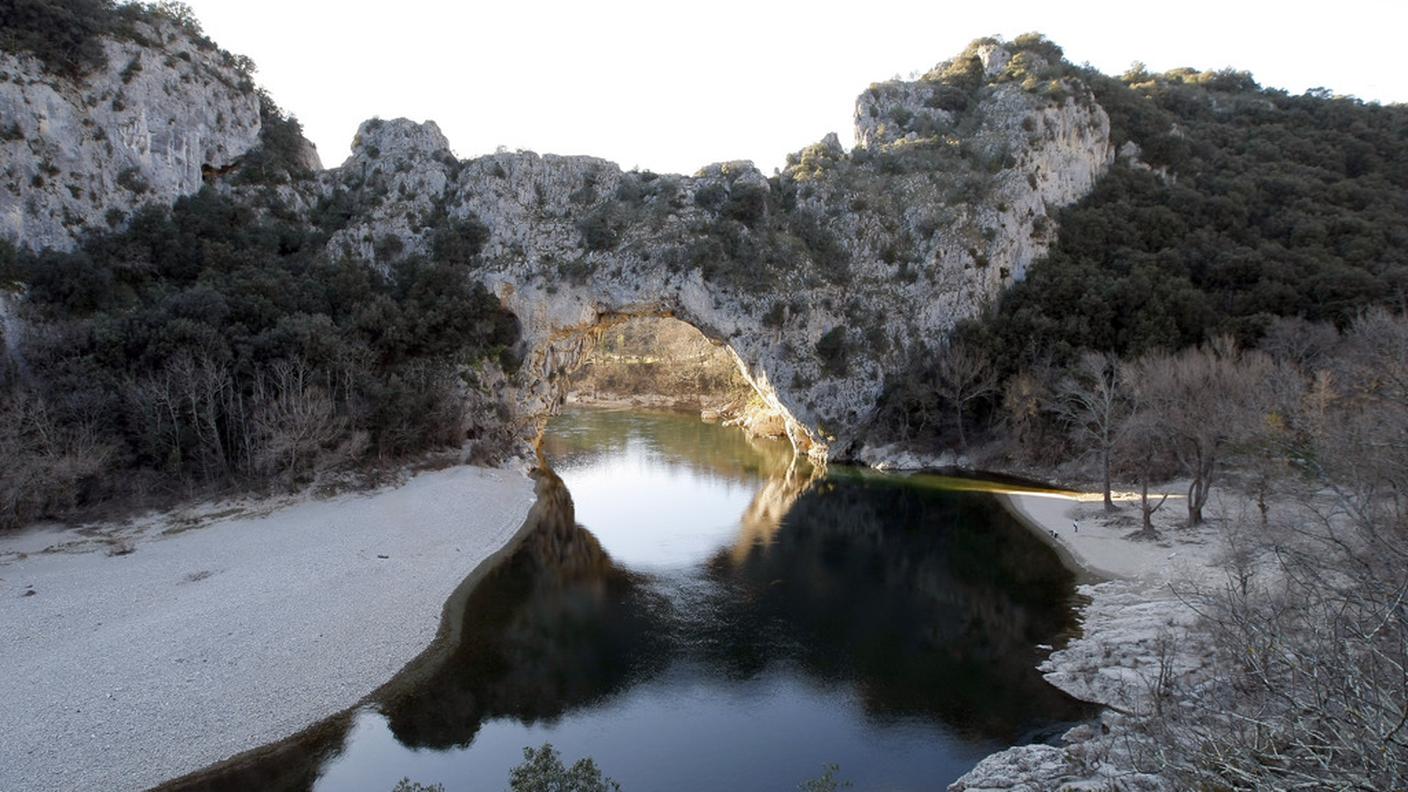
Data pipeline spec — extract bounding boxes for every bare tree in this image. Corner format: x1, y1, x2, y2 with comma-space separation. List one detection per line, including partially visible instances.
171, 351, 233, 478
251, 359, 345, 479
932, 339, 998, 452
1233, 356, 1307, 529
1051, 350, 1129, 510
1125, 312, 1408, 789
128, 365, 187, 474
1259, 315, 1339, 372
1112, 382, 1170, 538
1129, 341, 1271, 525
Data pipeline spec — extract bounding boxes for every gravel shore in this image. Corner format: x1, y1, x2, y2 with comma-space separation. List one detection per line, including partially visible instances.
949, 485, 1226, 791
0, 465, 537, 792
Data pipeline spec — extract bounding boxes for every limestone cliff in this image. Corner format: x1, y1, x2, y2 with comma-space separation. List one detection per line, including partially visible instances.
1, 33, 1113, 465
296, 38, 1112, 461
0, 16, 263, 251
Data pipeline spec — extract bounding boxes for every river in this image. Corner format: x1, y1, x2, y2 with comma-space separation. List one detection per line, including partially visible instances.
174, 407, 1091, 791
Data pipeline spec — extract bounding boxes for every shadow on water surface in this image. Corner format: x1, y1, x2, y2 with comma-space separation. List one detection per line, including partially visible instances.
165, 408, 1093, 792
377, 472, 674, 750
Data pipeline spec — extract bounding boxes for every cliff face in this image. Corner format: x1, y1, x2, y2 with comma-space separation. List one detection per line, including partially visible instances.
1, 34, 1113, 464
304, 40, 1113, 461
0, 17, 262, 251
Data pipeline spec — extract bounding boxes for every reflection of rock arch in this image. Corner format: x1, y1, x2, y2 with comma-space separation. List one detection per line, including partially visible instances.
377, 470, 670, 750
702, 475, 1096, 735
729, 459, 824, 566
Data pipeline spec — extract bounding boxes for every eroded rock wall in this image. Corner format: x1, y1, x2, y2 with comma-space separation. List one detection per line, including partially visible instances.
0, 19, 262, 251
310, 40, 1113, 461
0, 35, 1113, 465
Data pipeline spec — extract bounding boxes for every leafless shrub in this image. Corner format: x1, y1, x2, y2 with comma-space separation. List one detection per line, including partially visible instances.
1001, 357, 1070, 466
932, 339, 998, 452
1142, 514, 1408, 790
250, 359, 346, 480
1131, 312, 1408, 789
0, 392, 113, 529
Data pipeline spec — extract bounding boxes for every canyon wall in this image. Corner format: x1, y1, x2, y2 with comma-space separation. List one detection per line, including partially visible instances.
2, 34, 1113, 463
0, 16, 265, 251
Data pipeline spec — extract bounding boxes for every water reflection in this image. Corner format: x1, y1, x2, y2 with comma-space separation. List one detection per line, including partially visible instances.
379, 472, 673, 750
728, 461, 818, 566
696, 475, 1086, 739
171, 408, 1091, 791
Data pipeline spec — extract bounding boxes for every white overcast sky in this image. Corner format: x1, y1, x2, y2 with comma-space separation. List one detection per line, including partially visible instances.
179, 0, 1406, 175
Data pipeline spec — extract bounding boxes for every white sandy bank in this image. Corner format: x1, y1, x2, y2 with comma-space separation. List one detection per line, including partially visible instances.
0, 465, 537, 792
1000, 489, 1222, 585
951, 485, 1229, 791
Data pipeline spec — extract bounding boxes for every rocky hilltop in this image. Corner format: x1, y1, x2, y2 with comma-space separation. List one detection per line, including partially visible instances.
1, 30, 1112, 463
297, 37, 1111, 460
0, 12, 271, 251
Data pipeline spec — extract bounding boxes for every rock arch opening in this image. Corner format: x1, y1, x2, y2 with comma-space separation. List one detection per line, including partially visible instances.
497, 302, 821, 462
564, 316, 782, 436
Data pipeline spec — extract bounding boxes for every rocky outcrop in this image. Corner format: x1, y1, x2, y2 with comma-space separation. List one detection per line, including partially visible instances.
0, 18, 262, 251
0, 34, 1113, 465
950, 580, 1204, 791
301, 38, 1114, 462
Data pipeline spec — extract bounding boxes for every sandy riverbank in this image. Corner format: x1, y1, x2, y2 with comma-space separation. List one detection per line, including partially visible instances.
1000, 488, 1224, 584
0, 465, 538, 792
950, 484, 1230, 791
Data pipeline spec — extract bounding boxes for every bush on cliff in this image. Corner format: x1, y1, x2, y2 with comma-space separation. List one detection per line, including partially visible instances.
877, 60, 1408, 449
0, 0, 113, 76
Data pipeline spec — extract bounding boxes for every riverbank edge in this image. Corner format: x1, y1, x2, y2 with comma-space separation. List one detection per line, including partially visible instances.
153, 470, 557, 791
997, 492, 1113, 584
153, 471, 554, 790
949, 486, 1215, 790
0, 464, 540, 792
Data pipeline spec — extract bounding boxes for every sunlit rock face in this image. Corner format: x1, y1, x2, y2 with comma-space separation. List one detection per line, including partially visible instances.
313, 39, 1113, 462
0, 19, 263, 251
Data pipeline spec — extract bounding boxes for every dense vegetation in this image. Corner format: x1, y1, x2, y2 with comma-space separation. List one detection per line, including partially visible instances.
0, 188, 518, 528
976, 63, 1408, 362
878, 52, 1408, 448
0, 0, 114, 76
233, 92, 317, 184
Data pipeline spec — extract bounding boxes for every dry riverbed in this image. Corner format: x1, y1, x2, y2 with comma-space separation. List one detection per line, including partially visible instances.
0, 465, 537, 792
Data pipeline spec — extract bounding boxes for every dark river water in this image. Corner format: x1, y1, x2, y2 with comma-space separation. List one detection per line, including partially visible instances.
171, 407, 1092, 791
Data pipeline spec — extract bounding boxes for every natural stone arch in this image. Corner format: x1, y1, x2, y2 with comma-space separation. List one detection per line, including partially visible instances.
310, 38, 1114, 464
0, 36, 1118, 467
485, 279, 824, 460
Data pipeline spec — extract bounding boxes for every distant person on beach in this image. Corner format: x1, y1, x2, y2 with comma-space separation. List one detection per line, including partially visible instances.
1073, 519, 1079, 533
